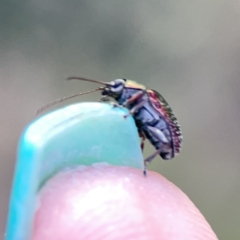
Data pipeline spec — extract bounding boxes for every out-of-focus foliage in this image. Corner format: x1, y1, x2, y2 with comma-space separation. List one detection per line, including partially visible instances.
1, 1, 240, 239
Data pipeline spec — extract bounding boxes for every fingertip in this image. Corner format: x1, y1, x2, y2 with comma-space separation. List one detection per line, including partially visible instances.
33, 165, 218, 240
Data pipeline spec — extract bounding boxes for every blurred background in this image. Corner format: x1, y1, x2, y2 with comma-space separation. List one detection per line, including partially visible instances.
1, 1, 240, 239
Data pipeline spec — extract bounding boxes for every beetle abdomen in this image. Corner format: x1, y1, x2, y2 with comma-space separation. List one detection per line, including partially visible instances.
147, 89, 183, 157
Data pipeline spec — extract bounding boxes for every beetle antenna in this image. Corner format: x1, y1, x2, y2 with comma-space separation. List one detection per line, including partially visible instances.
36, 88, 102, 115
66, 76, 112, 86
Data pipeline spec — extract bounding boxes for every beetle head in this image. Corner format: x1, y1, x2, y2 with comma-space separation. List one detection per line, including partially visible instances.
101, 79, 126, 99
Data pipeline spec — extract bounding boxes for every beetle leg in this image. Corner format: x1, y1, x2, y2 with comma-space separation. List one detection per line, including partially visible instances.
144, 148, 162, 164
138, 131, 147, 175
143, 161, 148, 176
143, 127, 171, 175
99, 96, 110, 102
139, 131, 146, 151
122, 90, 145, 107
123, 100, 145, 118
143, 148, 162, 175
110, 102, 124, 108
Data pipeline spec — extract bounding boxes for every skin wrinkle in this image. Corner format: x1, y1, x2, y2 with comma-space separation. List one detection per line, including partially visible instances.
33, 165, 218, 240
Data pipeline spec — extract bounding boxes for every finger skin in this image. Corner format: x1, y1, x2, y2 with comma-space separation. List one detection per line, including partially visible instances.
32, 165, 218, 240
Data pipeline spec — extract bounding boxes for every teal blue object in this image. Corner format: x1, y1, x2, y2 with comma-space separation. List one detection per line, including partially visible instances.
6, 102, 143, 240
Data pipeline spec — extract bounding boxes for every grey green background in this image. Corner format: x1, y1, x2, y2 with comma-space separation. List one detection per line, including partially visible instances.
1, 1, 239, 239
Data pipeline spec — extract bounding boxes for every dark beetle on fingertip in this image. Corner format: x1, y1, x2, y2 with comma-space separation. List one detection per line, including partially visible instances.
37, 77, 183, 175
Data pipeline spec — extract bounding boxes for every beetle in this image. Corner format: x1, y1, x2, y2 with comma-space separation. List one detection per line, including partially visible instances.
37, 77, 183, 175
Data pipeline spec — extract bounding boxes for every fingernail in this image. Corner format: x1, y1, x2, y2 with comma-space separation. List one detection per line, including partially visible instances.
6, 102, 143, 240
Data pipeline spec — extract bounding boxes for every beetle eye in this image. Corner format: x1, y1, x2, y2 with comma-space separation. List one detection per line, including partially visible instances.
110, 79, 125, 93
